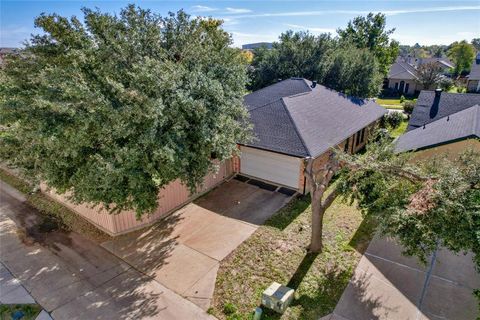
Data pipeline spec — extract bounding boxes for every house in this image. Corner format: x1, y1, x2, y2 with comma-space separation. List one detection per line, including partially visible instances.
386, 57, 454, 96
40, 78, 386, 235
386, 60, 421, 95
241, 42, 273, 50
395, 89, 480, 155
238, 78, 387, 192
467, 53, 480, 93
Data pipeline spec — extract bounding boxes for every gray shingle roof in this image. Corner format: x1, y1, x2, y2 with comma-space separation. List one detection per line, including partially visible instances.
469, 55, 480, 80
395, 105, 480, 153
388, 61, 419, 80
243, 78, 387, 157
407, 90, 480, 131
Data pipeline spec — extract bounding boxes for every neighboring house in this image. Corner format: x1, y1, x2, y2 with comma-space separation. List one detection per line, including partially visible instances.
386, 57, 455, 96
242, 42, 273, 50
467, 53, 480, 93
238, 78, 386, 192
395, 89, 480, 155
386, 60, 421, 95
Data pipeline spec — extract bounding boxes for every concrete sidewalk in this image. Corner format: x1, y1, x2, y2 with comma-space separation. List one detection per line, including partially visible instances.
0, 180, 214, 320
331, 236, 479, 320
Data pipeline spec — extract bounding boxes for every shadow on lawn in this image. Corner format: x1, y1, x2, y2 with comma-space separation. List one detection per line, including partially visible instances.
264, 196, 310, 231
349, 215, 377, 254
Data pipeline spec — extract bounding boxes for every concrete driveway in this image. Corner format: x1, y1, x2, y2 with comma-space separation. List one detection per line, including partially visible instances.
0, 181, 213, 320
330, 236, 480, 320
102, 178, 292, 310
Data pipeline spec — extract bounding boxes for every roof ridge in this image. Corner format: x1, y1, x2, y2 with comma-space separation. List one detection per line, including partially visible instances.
280, 97, 312, 157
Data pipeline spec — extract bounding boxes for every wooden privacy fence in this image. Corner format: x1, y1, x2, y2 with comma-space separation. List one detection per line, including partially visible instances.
41, 160, 233, 236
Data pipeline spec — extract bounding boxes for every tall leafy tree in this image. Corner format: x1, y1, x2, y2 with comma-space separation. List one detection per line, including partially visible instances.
416, 62, 443, 90
248, 31, 333, 91
448, 40, 476, 75
337, 12, 399, 76
0, 5, 251, 217
471, 38, 480, 52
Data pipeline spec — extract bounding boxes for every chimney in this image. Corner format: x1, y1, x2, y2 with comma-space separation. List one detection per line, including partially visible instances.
435, 88, 442, 98
311, 80, 317, 88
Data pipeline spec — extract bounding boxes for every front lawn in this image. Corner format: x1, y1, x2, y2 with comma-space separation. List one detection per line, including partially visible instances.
210, 196, 375, 320
376, 98, 413, 110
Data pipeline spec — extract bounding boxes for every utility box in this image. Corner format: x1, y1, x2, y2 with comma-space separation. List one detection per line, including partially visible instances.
261, 282, 294, 314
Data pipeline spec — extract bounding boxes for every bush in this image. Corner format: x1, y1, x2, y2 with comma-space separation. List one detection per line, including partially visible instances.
383, 112, 404, 129
438, 78, 454, 91
400, 95, 406, 103
403, 100, 415, 115
223, 303, 237, 315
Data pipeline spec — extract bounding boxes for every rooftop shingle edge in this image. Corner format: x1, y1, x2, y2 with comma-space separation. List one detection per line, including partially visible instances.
395, 105, 480, 153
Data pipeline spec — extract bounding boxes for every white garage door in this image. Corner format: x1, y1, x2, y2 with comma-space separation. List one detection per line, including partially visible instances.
240, 146, 301, 189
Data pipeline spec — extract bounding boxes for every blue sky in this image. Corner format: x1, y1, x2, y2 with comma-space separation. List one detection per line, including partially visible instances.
1, 1, 479, 48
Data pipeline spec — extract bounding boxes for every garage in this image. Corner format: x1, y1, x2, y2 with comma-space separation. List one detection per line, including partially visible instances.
240, 146, 301, 189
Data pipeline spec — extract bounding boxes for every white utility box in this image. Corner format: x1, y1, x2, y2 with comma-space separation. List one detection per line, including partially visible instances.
261, 282, 294, 314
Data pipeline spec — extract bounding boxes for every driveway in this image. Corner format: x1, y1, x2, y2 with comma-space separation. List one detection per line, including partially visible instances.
330, 236, 480, 320
0, 181, 214, 320
102, 178, 292, 310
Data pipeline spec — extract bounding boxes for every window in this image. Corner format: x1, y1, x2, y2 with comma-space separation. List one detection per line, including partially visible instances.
405, 83, 410, 94
360, 128, 366, 143
394, 82, 399, 90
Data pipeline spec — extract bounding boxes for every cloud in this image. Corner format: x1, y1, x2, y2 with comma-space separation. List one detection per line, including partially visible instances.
229, 5, 480, 19
225, 7, 252, 14
191, 5, 217, 13
284, 23, 336, 34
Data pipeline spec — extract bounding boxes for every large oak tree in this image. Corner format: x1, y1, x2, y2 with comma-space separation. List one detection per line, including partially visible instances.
0, 5, 251, 217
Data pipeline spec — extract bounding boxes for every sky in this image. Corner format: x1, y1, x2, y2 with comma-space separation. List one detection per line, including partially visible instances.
1, 0, 479, 48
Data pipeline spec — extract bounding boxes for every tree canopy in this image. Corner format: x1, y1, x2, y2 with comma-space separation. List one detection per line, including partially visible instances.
448, 40, 476, 75
416, 62, 443, 90
248, 32, 382, 97
0, 5, 251, 217
337, 12, 399, 76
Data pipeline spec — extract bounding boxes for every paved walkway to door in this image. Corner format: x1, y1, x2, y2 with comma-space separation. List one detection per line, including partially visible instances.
102, 178, 292, 310
329, 235, 480, 320
0, 180, 214, 320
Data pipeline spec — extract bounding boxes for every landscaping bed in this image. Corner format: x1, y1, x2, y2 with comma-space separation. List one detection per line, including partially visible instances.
210, 196, 375, 320
0, 168, 111, 243
0, 304, 42, 320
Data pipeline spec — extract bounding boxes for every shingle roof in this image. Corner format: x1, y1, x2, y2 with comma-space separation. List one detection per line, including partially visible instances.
388, 61, 419, 80
407, 90, 480, 131
243, 78, 387, 157
469, 55, 480, 80
395, 105, 480, 153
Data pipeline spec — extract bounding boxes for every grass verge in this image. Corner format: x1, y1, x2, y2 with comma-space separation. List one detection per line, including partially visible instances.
389, 120, 409, 138
211, 195, 376, 320
0, 168, 111, 243
0, 304, 42, 320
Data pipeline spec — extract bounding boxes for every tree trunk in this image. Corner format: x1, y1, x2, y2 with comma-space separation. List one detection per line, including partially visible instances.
309, 190, 325, 252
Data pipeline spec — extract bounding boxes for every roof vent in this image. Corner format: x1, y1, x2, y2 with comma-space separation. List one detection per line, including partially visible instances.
434, 88, 442, 98
311, 81, 317, 88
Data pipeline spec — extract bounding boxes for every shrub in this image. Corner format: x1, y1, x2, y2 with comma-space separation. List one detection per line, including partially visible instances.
400, 95, 406, 103
383, 112, 404, 129
223, 303, 237, 315
403, 100, 415, 115
438, 78, 454, 91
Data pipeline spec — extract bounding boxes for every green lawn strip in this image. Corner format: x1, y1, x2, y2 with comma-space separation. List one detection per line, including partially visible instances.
0, 304, 42, 320
380, 104, 404, 110
0, 168, 111, 243
389, 120, 409, 138
211, 196, 375, 320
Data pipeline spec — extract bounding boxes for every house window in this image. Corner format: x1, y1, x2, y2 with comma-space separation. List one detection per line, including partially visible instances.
405, 83, 410, 94
360, 128, 366, 143
399, 81, 405, 93
394, 82, 399, 90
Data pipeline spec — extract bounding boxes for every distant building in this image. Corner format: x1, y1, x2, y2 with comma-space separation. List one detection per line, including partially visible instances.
241, 42, 273, 50
385, 56, 455, 96
467, 53, 480, 93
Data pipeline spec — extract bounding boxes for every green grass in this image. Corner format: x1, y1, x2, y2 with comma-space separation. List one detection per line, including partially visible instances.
0, 304, 42, 320
389, 120, 409, 138
0, 168, 111, 243
211, 195, 376, 320
376, 98, 413, 110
